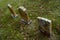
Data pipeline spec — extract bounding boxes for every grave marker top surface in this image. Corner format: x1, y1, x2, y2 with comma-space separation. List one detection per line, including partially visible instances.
8, 4, 12, 8
37, 17, 51, 23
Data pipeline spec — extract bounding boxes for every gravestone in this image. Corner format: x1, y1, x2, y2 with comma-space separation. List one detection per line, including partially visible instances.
18, 6, 31, 25
37, 17, 52, 40
18, 6, 32, 30
8, 4, 18, 18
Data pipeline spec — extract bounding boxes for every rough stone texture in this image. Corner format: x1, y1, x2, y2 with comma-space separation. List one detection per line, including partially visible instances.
37, 17, 53, 40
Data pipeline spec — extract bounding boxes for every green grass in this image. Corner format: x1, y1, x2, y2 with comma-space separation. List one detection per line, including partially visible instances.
0, 0, 60, 40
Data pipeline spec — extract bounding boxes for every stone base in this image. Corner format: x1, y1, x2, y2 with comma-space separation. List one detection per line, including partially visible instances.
20, 19, 32, 25
11, 14, 18, 18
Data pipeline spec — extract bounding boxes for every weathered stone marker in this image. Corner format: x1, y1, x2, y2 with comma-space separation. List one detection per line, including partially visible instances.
8, 4, 18, 18
18, 6, 32, 25
37, 17, 52, 39
18, 6, 32, 30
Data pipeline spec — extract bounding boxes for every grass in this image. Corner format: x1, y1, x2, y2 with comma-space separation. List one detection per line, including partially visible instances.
0, 0, 60, 40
